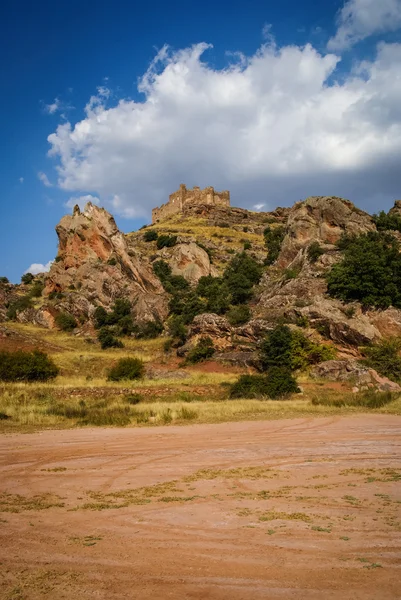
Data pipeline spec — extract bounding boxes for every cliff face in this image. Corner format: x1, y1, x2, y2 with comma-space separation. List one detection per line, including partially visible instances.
44, 203, 168, 323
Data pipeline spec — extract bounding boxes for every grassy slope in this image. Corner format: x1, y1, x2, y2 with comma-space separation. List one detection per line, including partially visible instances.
1, 323, 400, 433
127, 214, 267, 272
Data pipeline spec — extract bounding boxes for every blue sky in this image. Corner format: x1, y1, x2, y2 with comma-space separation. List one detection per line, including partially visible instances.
1, 0, 401, 282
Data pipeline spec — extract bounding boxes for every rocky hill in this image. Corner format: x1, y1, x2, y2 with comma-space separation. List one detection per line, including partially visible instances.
2, 192, 401, 376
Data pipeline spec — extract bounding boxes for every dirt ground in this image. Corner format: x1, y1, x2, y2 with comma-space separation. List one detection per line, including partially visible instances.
0, 415, 400, 599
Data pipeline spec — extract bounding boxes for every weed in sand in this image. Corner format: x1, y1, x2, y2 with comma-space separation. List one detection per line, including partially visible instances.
259, 511, 311, 523
0, 492, 65, 513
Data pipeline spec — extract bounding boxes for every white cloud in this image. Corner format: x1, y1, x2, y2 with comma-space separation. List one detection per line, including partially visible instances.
46, 40, 401, 218
45, 98, 61, 114
19, 177, 24, 184
37, 171, 53, 187
328, 0, 401, 51
253, 203, 266, 211
65, 194, 100, 210
25, 261, 53, 275
43, 97, 74, 115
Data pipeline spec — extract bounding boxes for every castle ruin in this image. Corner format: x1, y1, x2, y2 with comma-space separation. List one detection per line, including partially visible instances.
152, 184, 230, 224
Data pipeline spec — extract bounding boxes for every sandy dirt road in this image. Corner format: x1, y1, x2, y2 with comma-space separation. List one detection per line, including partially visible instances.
0, 415, 400, 599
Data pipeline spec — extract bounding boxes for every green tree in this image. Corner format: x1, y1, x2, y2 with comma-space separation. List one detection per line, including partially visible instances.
260, 325, 335, 372
327, 232, 401, 308
373, 211, 401, 232
264, 226, 285, 265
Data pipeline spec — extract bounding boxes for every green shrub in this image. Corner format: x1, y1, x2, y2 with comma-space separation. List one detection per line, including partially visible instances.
185, 337, 215, 364
143, 229, 158, 242
226, 304, 251, 326
97, 327, 124, 349
283, 267, 300, 280
111, 299, 132, 320
125, 393, 143, 405
55, 312, 77, 331
156, 234, 177, 249
0, 350, 59, 382
217, 222, 230, 228
264, 226, 285, 265
93, 306, 108, 328
153, 259, 172, 282
243, 241, 251, 250
21, 273, 34, 285
361, 338, 401, 381
27, 280, 44, 298
295, 315, 309, 328
108, 357, 145, 381
260, 325, 335, 372
307, 241, 324, 263
229, 368, 300, 399
6, 295, 33, 320
167, 315, 188, 343
265, 366, 301, 398
135, 320, 163, 339
116, 315, 135, 336
327, 232, 401, 309
93, 300, 133, 333
0, 276, 9, 284
107, 257, 117, 266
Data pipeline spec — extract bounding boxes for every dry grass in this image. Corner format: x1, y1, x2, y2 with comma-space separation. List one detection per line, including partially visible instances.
1, 390, 401, 433
1, 323, 401, 433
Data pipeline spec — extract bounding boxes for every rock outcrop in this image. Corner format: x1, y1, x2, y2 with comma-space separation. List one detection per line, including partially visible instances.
311, 360, 401, 393
277, 196, 375, 268
44, 202, 168, 323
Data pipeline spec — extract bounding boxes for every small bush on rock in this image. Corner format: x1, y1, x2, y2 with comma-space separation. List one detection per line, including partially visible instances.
143, 230, 158, 242
185, 337, 215, 364
55, 312, 77, 331
156, 234, 177, 249
226, 304, 251, 326
6, 295, 33, 320
0, 350, 59, 382
108, 357, 145, 381
307, 242, 324, 263
21, 273, 34, 285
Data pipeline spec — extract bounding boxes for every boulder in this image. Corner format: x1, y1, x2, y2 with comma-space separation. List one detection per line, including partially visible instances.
311, 360, 401, 393
168, 242, 217, 283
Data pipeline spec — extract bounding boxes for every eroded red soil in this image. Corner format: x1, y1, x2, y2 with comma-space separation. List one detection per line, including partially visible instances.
1, 415, 400, 599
